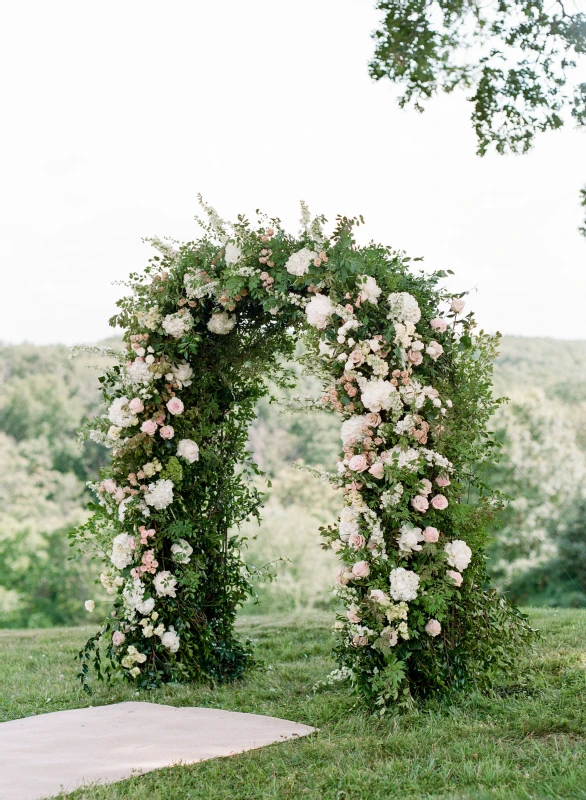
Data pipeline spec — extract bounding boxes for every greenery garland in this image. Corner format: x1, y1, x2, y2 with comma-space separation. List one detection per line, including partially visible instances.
75, 199, 533, 707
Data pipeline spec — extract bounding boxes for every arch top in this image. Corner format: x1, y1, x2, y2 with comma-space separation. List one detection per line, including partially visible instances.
76, 200, 532, 706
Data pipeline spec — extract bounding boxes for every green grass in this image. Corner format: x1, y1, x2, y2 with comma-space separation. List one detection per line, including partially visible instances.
1, 609, 585, 799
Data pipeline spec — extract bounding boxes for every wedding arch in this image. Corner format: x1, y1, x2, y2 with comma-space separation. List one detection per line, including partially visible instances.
75, 200, 531, 708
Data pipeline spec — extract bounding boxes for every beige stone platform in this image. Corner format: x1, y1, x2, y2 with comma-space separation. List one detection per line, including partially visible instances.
0, 701, 316, 799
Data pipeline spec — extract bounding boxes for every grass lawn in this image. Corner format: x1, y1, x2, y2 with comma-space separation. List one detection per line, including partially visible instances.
1, 609, 585, 799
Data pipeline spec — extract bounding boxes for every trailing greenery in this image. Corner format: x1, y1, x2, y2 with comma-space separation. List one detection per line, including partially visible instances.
369, 0, 586, 235
1, 610, 585, 799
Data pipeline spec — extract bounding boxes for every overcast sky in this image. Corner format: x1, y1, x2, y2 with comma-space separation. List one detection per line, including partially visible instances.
2, 0, 585, 345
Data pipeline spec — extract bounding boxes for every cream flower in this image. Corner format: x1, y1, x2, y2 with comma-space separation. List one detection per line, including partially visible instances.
285, 247, 317, 276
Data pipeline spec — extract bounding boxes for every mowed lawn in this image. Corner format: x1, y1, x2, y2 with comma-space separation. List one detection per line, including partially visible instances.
1, 609, 585, 800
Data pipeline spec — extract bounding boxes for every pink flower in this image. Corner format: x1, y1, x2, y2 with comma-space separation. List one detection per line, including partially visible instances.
352, 560, 370, 579
431, 494, 449, 510
365, 412, 382, 428
411, 495, 429, 513
141, 419, 158, 436
418, 479, 432, 496
113, 487, 126, 503
436, 474, 451, 488
368, 462, 384, 479
352, 635, 369, 647
102, 479, 117, 494
112, 631, 125, 646
447, 569, 463, 587
426, 340, 444, 361
129, 398, 144, 414
450, 298, 465, 314
160, 425, 174, 440
166, 397, 184, 416
408, 349, 423, 366
348, 454, 368, 473
348, 533, 366, 550
425, 619, 442, 637
154, 412, 166, 425
431, 318, 447, 333
347, 608, 361, 623
348, 348, 365, 367
370, 589, 386, 603
336, 568, 352, 585
423, 526, 440, 543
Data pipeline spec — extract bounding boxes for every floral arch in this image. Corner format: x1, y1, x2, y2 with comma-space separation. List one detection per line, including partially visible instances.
76, 200, 530, 708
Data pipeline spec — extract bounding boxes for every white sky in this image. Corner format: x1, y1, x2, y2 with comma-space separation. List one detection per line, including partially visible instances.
1, 0, 585, 345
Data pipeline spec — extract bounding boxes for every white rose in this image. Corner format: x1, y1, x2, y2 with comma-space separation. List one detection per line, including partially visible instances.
450, 298, 465, 314
444, 540, 472, 571
153, 570, 177, 598
177, 439, 200, 463
225, 242, 242, 265
396, 524, 424, 555
305, 293, 334, 329
426, 340, 444, 361
339, 506, 360, 542
110, 533, 134, 570
136, 597, 155, 615
162, 313, 193, 338
171, 538, 193, 564
357, 275, 381, 304
207, 312, 236, 335
161, 627, 180, 653
285, 247, 317, 277
84, 600, 95, 612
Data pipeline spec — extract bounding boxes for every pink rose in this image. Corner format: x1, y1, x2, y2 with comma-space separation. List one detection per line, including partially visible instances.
352, 635, 369, 647
348, 454, 368, 473
431, 494, 449, 510
368, 462, 384, 479
411, 495, 429, 513
166, 397, 184, 416
408, 349, 423, 366
160, 425, 174, 440
348, 533, 366, 550
336, 568, 352, 585
102, 479, 117, 494
450, 298, 465, 314
348, 348, 364, 367
431, 318, 447, 333
418, 479, 432, 496
370, 589, 386, 603
425, 619, 442, 637
141, 419, 157, 436
352, 560, 370, 579
364, 412, 382, 428
436, 474, 451, 488
129, 398, 144, 414
423, 526, 440, 543
447, 569, 463, 587
426, 340, 444, 361
113, 487, 126, 503
112, 631, 125, 646
347, 609, 361, 624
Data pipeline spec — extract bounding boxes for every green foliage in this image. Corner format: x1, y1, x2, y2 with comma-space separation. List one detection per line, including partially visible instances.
369, 0, 586, 234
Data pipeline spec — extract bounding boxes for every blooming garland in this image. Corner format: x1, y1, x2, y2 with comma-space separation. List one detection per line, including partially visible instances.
76, 200, 531, 704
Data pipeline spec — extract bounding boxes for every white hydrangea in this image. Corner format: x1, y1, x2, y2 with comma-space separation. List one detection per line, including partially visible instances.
340, 415, 369, 446
207, 311, 236, 334
285, 247, 317, 276
144, 479, 174, 510
162, 312, 193, 338
110, 533, 135, 570
357, 275, 381, 304
176, 439, 200, 463
396, 524, 424, 555
339, 506, 360, 541
224, 242, 242, 264
389, 567, 420, 601
108, 397, 138, 428
161, 626, 180, 653
153, 570, 177, 598
359, 378, 399, 413
126, 359, 154, 386
388, 292, 421, 324
444, 540, 472, 571
305, 293, 334, 329
171, 538, 193, 564
123, 579, 145, 611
